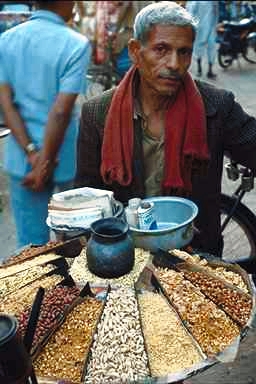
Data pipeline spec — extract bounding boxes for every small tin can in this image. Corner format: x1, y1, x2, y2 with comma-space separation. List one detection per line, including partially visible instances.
125, 198, 141, 228
138, 201, 157, 230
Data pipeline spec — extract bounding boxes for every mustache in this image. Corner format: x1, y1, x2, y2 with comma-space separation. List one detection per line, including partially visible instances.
159, 71, 182, 81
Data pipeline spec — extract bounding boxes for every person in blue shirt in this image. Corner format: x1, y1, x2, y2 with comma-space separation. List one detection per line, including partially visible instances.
186, 1, 219, 79
0, 1, 91, 248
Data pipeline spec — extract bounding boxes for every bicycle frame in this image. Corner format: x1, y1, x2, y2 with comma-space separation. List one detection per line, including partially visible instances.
221, 161, 254, 233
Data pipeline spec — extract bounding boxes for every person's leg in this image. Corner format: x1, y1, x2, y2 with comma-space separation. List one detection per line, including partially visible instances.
9, 176, 54, 248
193, 35, 205, 77
197, 57, 202, 76
207, 28, 217, 79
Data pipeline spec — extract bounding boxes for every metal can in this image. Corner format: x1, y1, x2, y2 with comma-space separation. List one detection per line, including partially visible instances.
138, 201, 157, 230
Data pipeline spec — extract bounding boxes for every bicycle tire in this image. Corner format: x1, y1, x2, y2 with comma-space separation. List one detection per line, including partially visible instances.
242, 35, 256, 64
220, 193, 256, 263
217, 49, 233, 68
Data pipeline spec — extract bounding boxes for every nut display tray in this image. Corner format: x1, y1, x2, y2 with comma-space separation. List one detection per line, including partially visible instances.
2, 248, 255, 384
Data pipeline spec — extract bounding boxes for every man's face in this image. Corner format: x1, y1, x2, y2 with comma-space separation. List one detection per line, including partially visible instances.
129, 25, 193, 98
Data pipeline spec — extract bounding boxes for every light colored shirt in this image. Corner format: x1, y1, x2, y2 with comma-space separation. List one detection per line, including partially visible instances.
0, 10, 91, 181
134, 98, 164, 196
2, 4, 30, 12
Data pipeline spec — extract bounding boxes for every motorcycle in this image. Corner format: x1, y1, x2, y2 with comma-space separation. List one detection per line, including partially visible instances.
217, 15, 256, 68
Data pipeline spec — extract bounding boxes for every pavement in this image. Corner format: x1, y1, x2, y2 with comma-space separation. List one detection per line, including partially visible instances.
0, 56, 256, 383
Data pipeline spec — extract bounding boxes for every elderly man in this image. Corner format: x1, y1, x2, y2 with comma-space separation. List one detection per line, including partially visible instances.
75, 1, 256, 257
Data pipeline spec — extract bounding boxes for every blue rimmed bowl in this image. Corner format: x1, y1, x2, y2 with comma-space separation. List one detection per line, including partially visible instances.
129, 196, 198, 252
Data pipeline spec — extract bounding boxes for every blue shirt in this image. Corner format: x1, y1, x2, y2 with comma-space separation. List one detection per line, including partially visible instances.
0, 10, 91, 182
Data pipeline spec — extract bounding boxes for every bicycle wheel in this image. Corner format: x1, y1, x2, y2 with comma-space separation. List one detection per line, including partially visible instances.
242, 34, 256, 64
220, 193, 256, 263
217, 49, 233, 68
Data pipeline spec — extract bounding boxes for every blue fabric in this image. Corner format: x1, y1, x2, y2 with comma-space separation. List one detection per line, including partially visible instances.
116, 47, 132, 77
9, 176, 73, 247
2, 4, 30, 12
186, 1, 218, 63
0, 10, 91, 182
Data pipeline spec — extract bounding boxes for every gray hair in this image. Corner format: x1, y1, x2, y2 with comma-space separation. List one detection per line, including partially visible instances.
133, 1, 198, 44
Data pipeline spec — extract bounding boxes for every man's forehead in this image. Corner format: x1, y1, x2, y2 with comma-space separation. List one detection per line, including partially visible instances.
146, 25, 194, 45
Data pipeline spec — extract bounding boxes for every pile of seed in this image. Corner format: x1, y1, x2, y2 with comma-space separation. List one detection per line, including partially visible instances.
138, 291, 203, 376
70, 248, 150, 287
0, 274, 63, 316
34, 297, 103, 383
182, 270, 252, 327
0, 263, 55, 297
84, 288, 150, 384
156, 268, 240, 356
18, 285, 80, 351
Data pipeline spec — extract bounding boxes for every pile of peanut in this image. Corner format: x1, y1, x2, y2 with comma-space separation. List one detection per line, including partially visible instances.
34, 297, 103, 383
84, 288, 150, 384
138, 291, 203, 376
18, 285, 80, 351
183, 271, 252, 327
171, 249, 249, 292
156, 268, 240, 356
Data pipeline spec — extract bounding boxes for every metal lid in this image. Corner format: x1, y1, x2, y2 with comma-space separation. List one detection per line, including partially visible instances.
0, 314, 17, 346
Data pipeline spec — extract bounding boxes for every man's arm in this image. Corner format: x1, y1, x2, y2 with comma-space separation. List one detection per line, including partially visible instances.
222, 94, 256, 171
75, 100, 104, 188
22, 93, 77, 191
0, 83, 39, 166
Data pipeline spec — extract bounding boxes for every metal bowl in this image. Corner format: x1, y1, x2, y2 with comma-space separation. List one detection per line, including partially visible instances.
129, 197, 198, 252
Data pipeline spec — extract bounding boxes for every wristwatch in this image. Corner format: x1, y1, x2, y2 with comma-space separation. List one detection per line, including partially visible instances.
25, 142, 37, 155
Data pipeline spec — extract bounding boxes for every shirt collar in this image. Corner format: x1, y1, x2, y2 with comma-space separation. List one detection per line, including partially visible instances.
30, 10, 66, 26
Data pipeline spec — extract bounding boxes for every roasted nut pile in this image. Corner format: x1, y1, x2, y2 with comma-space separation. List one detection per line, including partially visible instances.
1, 241, 64, 266
84, 288, 150, 384
0, 264, 55, 297
171, 249, 248, 292
70, 248, 150, 287
138, 291, 203, 376
18, 285, 80, 350
34, 297, 103, 383
156, 268, 240, 356
182, 270, 252, 327
0, 274, 63, 316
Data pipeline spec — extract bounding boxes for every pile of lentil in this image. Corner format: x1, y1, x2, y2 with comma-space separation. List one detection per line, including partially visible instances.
138, 291, 204, 376
34, 297, 103, 383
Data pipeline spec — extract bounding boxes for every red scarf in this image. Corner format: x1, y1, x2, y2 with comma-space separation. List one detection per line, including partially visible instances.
100, 65, 209, 195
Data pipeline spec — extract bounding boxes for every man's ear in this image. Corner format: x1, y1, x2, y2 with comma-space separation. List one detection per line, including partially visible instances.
128, 39, 141, 64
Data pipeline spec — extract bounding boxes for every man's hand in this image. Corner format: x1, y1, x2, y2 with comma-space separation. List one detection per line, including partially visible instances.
27, 150, 40, 168
22, 159, 54, 191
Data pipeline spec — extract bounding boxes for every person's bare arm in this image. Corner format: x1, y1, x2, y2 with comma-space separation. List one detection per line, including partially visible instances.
0, 84, 38, 165
22, 92, 77, 190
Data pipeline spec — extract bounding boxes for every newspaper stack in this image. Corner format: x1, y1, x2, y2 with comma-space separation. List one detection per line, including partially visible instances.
47, 187, 114, 230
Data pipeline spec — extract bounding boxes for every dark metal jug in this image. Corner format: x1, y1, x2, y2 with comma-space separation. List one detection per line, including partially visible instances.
86, 217, 135, 278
